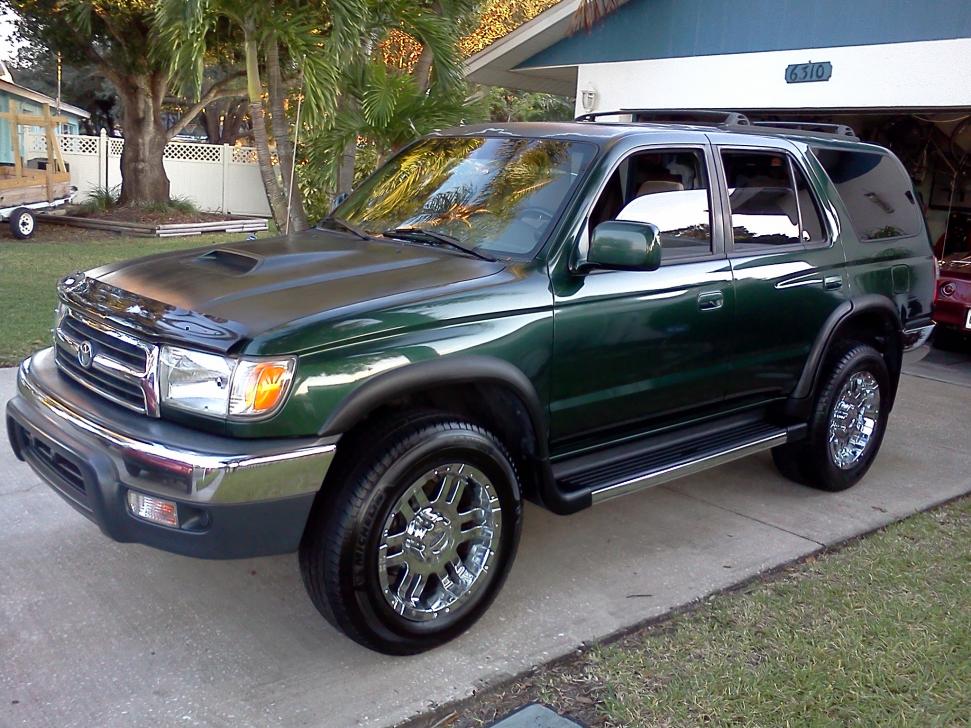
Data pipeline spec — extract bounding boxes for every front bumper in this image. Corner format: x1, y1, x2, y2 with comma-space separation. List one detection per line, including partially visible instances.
6, 349, 338, 559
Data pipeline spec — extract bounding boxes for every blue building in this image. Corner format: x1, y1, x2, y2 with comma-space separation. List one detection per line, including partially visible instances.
0, 61, 90, 166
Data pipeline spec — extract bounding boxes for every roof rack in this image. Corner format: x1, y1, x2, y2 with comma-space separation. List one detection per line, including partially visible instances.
574, 108, 859, 141
575, 109, 751, 125
749, 120, 858, 140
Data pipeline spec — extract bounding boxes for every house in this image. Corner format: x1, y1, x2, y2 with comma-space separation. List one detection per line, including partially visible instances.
465, 0, 971, 246
0, 60, 90, 166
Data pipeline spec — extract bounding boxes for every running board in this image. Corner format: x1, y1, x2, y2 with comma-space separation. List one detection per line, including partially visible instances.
553, 420, 798, 507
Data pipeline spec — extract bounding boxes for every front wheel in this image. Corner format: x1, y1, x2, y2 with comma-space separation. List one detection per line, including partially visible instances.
773, 343, 891, 491
299, 417, 522, 654
9, 208, 36, 239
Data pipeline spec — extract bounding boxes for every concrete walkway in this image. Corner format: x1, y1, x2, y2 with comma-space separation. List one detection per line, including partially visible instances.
1, 351, 969, 728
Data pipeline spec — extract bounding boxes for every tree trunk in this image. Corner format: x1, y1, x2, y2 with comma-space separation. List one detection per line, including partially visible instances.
413, 47, 434, 93
222, 100, 247, 145
412, 1, 440, 92
334, 94, 358, 201
201, 106, 220, 144
116, 73, 170, 205
243, 31, 289, 230
336, 138, 357, 201
266, 37, 308, 232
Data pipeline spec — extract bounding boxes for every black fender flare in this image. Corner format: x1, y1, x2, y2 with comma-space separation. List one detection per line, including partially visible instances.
786, 294, 902, 417
317, 355, 550, 460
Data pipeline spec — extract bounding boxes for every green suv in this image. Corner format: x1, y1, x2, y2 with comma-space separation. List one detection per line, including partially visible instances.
6, 116, 936, 654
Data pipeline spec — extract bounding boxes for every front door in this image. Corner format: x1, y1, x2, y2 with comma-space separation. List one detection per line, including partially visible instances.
549, 143, 735, 449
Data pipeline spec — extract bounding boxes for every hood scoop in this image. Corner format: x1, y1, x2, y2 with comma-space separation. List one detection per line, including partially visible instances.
192, 248, 261, 275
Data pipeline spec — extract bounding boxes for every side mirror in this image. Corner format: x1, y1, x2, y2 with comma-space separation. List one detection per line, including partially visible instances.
578, 220, 662, 272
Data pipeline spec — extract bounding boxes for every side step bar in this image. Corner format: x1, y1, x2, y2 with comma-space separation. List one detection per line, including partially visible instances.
551, 420, 803, 509
590, 428, 787, 503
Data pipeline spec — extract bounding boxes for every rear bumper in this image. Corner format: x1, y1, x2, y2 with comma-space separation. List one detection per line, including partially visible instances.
6, 349, 338, 559
932, 300, 970, 331
902, 323, 936, 351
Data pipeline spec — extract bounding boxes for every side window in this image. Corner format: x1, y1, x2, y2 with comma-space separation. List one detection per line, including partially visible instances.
812, 147, 922, 241
721, 150, 801, 248
589, 149, 713, 260
791, 162, 827, 243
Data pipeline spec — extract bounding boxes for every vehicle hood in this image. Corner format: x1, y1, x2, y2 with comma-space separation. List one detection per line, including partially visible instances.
60, 230, 506, 353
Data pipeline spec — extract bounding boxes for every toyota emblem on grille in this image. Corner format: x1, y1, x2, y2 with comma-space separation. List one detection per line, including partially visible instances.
77, 341, 95, 369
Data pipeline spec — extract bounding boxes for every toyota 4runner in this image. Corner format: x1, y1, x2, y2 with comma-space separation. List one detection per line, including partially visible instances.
6, 114, 936, 654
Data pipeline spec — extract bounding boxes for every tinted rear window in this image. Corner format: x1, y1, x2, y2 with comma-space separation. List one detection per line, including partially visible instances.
812, 148, 922, 241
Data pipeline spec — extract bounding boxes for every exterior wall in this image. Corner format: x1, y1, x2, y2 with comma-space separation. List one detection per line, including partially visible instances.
24, 131, 272, 217
0, 89, 83, 164
574, 38, 971, 116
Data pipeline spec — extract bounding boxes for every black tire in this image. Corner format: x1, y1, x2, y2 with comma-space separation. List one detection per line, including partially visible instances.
299, 415, 523, 655
772, 343, 891, 492
9, 208, 36, 239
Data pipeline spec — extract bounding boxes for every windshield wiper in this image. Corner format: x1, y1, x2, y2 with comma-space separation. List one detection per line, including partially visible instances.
382, 227, 497, 262
318, 216, 370, 241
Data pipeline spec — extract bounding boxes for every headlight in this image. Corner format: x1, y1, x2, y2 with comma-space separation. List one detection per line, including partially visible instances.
159, 346, 295, 419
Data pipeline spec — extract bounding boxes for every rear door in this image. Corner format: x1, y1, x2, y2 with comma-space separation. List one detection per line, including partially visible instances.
710, 136, 849, 404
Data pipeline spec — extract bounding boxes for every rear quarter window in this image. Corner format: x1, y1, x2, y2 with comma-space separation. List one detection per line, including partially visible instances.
812, 147, 923, 241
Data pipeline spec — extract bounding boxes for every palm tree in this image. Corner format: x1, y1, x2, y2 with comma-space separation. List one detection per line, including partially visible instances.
301, 0, 479, 214
157, 0, 367, 232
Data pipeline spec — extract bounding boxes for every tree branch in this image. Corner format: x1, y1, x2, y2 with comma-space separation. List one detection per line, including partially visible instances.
166, 72, 247, 140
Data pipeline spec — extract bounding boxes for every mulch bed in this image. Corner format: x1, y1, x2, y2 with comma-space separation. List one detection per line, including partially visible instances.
70, 206, 242, 225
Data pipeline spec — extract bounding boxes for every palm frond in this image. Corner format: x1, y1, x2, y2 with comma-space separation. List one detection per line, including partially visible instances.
569, 0, 628, 34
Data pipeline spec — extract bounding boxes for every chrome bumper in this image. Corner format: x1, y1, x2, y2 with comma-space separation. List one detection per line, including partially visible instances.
6, 350, 338, 558
902, 323, 935, 352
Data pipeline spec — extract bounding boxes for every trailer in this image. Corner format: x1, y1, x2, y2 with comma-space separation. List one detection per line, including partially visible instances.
0, 103, 76, 239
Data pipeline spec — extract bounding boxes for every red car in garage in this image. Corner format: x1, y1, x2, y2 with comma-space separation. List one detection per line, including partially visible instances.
934, 254, 971, 339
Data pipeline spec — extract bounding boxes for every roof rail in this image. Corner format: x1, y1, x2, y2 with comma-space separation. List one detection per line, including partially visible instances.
575, 108, 751, 125
574, 108, 860, 141
750, 120, 858, 140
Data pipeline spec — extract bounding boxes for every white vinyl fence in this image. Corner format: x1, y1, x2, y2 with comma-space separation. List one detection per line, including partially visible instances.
23, 130, 272, 217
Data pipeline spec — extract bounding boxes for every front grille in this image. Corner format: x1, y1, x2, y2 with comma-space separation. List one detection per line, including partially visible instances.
54, 306, 159, 416
60, 313, 147, 369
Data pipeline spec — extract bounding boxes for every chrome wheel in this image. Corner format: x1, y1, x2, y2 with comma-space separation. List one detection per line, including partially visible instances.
377, 463, 502, 622
827, 371, 881, 470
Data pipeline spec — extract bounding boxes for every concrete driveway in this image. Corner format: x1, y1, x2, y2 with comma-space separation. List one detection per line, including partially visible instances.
2, 349, 970, 728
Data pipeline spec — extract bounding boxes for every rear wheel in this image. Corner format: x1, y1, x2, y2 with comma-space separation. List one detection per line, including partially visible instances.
9, 208, 35, 239
773, 343, 891, 491
299, 416, 522, 654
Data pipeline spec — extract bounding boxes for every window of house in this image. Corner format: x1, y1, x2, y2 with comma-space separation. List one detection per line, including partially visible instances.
812, 147, 922, 241
588, 148, 713, 260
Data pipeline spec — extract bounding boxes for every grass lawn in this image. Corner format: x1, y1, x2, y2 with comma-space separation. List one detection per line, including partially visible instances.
428, 497, 971, 727
0, 227, 272, 367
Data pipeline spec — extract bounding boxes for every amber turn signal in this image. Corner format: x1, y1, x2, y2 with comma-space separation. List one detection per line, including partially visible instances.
229, 358, 296, 417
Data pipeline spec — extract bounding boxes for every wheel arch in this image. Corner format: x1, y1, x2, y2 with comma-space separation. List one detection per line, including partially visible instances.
786, 295, 903, 419
317, 355, 553, 503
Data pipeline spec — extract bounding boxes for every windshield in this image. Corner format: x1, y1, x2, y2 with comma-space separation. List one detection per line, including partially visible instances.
331, 136, 597, 256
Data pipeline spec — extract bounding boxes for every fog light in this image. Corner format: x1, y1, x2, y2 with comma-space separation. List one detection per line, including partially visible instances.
127, 491, 179, 527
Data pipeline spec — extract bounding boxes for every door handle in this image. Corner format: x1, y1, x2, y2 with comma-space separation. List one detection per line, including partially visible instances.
823, 275, 843, 290
697, 291, 724, 311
